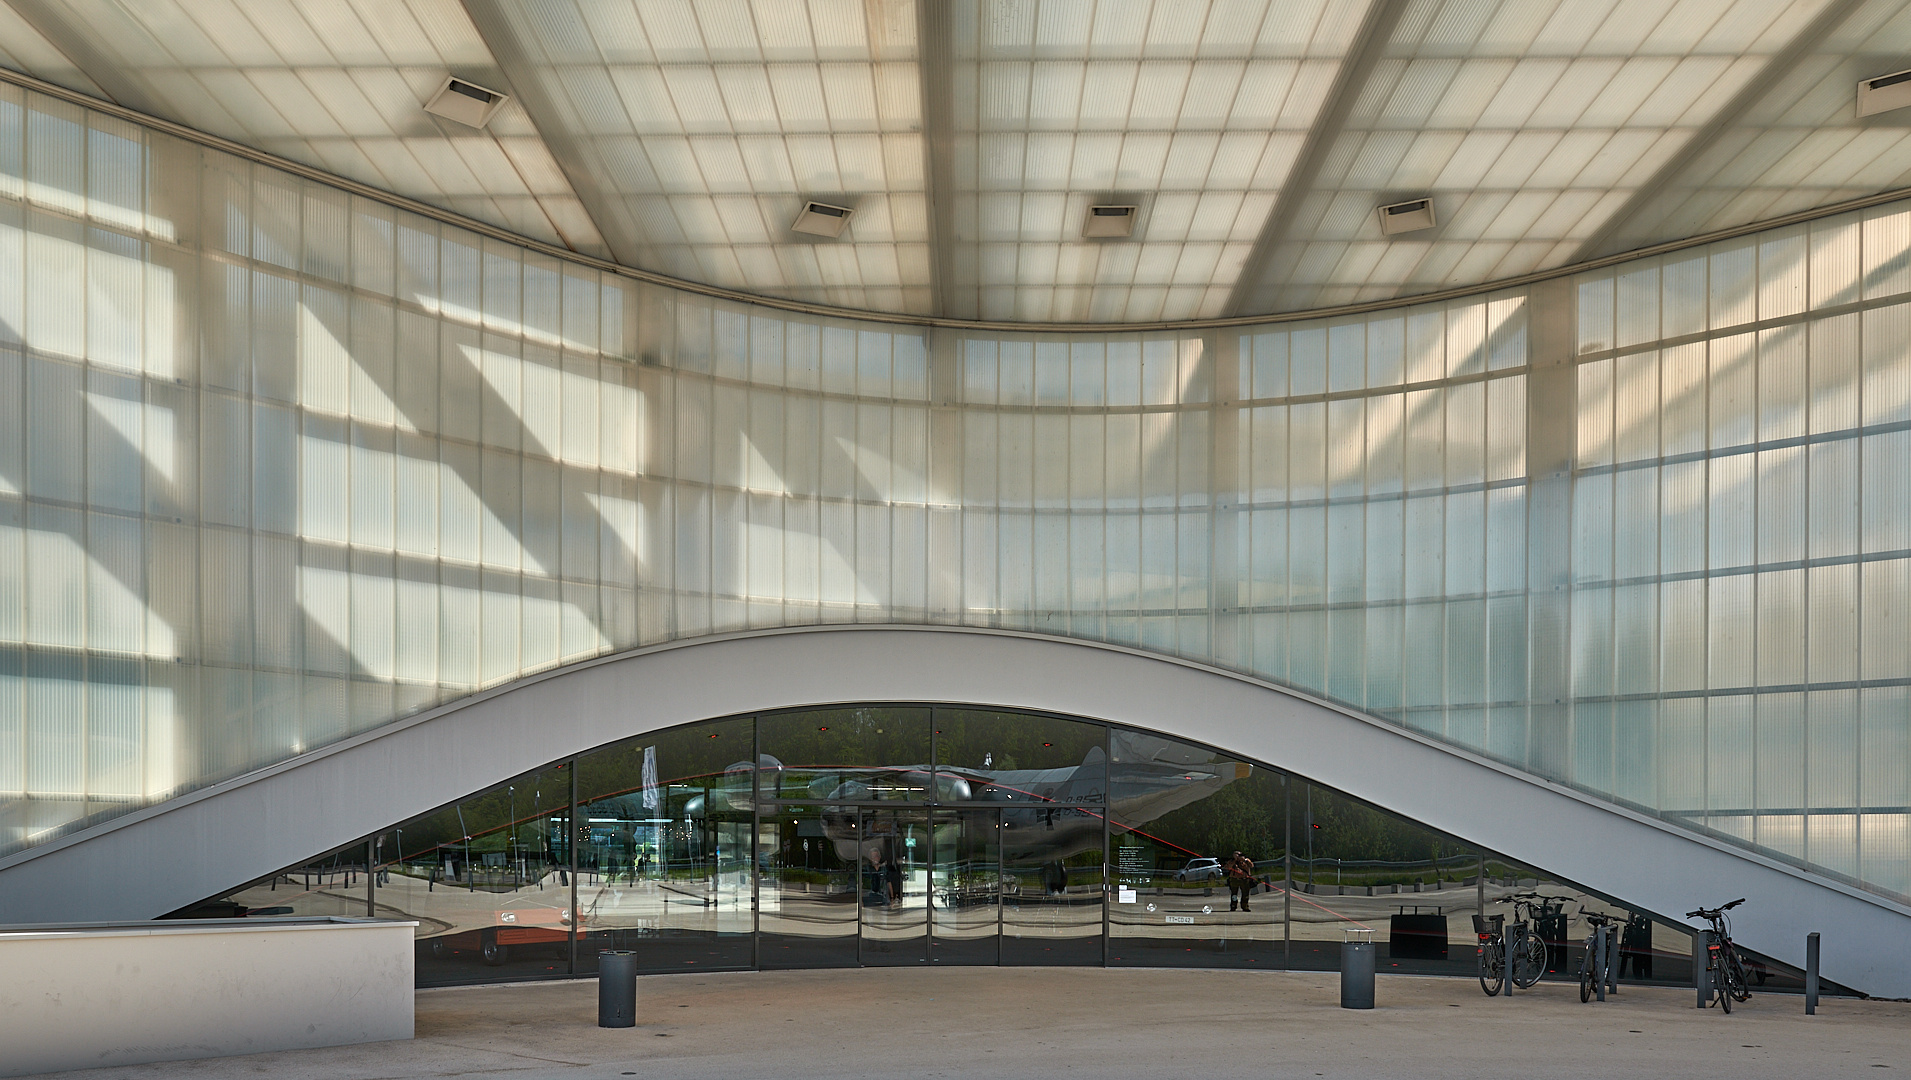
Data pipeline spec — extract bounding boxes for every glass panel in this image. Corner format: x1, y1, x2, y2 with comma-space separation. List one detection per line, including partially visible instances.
1479, 856, 1699, 989
1107, 737, 1284, 968
1288, 782, 1484, 976
371, 765, 574, 986
573, 715, 753, 975
934, 707, 1106, 804
180, 844, 370, 920
930, 808, 1001, 965
758, 804, 859, 969
1000, 803, 1104, 966
858, 807, 930, 966
759, 706, 932, 802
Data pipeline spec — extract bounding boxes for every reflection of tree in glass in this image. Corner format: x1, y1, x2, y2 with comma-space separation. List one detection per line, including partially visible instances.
385, 767, 570, 865
1143, 772, 1284, 863
935, 709, 1105, 775
1305, 785, 1476, 887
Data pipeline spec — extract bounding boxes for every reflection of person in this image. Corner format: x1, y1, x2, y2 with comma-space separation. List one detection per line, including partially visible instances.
866, 846, 887, 905
885, 852, 903, 903
637, 850, 649, 879
1225, 851, 1257, 912
1621, 913, 1653, 979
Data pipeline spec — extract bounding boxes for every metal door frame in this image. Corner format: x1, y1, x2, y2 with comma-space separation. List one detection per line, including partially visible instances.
856, 806, 934, 965
928, 805, 1004, 966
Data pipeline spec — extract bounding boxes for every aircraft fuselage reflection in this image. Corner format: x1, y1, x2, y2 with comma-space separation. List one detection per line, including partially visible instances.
752, 755, 1237, 866
572, 745, 1244, 870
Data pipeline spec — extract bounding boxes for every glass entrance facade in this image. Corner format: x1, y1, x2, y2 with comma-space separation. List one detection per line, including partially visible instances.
189, 703, 1765, 992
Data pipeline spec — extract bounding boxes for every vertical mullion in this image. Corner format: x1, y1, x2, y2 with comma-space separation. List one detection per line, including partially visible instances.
1283, 773, 1292, 970
751, 714, 760, 970
1101, 722, 1110, 966
568, 758, 578, 976
928, 708, 938, 964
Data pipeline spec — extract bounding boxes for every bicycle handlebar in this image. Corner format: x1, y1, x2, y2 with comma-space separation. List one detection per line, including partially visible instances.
1686, 898, 1748, 919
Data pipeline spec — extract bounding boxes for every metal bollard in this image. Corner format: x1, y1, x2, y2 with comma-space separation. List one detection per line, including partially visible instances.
1606, 923, 1620, 995
1340, 928, 1375, 1009
1593, 925, 1607, 1002
1805, 932, 1820, 1015
1502, 922, 1520, 997
598, 951, 637, 1028
1695, 930, 1713, 1008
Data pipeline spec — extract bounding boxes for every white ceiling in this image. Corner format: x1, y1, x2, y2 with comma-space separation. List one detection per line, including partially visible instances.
5, 0, 1911, 323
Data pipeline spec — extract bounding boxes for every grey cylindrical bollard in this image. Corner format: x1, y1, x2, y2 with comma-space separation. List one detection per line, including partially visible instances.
1341, 931, 1375, 1010
1805, 932, 1820, 1015
598, 951, 637, 1028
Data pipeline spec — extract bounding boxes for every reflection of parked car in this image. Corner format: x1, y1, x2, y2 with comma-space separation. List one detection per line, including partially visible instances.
1174, 857, 1222, 882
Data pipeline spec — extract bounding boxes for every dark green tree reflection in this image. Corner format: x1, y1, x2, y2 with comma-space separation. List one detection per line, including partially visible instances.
759, 707, 932, 801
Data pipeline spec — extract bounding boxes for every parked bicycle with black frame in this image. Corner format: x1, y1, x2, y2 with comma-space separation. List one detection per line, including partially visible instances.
1474, 893, 1552, 995
1577, 909, 1617, 1002
1473, 911, 1507, 995
1687, 898, 1752, 1013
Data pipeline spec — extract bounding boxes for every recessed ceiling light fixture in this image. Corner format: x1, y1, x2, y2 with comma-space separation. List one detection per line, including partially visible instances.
424, 76, 509, 129
1858, 69, 1911, 117
791, 200, 854, 238
1377, 197, 1436, 236
1083, 204, 1138, 238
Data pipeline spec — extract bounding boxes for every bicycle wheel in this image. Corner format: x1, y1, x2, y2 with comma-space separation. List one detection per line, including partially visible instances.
1719, 979, 1732, 1013
1478, 942, 1505, 996
1579, 959, 1594, 1003
1513, 931, 1547, 989
1725, 946, 1752, 1002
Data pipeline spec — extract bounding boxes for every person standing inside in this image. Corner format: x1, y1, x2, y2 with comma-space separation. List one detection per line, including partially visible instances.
1225, 851, 1257, 912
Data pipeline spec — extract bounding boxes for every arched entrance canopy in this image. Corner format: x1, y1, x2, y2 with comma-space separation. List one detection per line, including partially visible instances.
2, 626, 1906, 996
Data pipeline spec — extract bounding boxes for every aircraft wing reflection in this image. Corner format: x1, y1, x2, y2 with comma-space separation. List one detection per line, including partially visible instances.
735, 739, 1245, 867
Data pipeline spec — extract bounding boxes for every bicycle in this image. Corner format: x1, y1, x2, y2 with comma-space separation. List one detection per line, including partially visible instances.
1473, 912, 1506, 995
1576, 909, 1617, 1002
1505, 893, 1554, 990
1473, 893, 1551, 995
1685, 898, 1751, 1013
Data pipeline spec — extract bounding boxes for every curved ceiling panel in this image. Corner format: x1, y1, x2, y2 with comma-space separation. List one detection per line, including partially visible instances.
1, 0, 1909, 321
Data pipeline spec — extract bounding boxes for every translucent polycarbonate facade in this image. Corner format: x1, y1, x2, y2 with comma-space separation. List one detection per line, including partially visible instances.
0, 85, 1907, 906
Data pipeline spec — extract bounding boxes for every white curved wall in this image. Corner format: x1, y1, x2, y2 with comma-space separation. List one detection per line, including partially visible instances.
2, 83, 1909, 911
1, 627, 1906, 996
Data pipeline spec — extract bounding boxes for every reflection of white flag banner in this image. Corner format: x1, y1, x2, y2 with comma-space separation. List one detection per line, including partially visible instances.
641, 746, 659, 811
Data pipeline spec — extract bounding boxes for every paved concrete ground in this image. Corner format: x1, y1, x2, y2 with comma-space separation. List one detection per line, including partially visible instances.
27, 968, 1908, 1080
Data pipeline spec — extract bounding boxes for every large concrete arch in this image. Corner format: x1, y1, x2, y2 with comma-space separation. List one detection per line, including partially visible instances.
3, 626, 1906, 996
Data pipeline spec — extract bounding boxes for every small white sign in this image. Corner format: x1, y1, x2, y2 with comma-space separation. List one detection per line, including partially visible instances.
1166, 915, 1195, 925
1118, 889, 1137, 904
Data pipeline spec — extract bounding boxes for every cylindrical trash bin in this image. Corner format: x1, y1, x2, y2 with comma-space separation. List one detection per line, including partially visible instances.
598, 951, 637, 1028
1341, 928, 1376, 1010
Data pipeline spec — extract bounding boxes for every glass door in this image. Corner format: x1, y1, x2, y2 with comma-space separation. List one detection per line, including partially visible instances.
758, 805, 859, 969
1001, 804, 1106, 965
859, 808, 930, 965
930, 809, 1000, 965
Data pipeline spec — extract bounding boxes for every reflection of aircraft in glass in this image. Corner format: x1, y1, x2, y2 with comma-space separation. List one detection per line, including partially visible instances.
730, 732, 1249, 869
